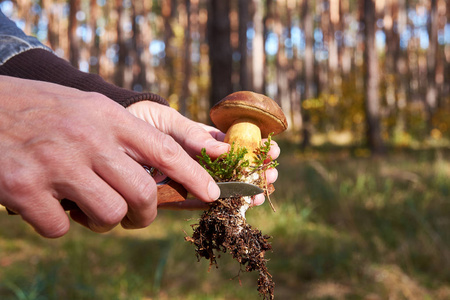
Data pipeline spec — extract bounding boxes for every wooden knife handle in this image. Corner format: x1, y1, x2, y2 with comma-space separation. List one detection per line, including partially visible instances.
7, 181, 188, 215
60, 180, 188, 210
155, 180, 188, 204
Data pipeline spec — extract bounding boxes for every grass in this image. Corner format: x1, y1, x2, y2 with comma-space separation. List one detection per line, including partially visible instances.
0, 143, 449, 300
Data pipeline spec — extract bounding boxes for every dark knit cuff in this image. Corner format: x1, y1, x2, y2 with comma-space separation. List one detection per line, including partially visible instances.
0, 49, 169, 107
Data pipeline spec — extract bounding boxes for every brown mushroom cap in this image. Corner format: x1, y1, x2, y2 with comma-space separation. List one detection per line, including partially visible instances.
210, 91, 288, 137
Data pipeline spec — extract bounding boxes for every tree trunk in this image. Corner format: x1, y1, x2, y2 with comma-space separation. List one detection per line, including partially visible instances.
88, 0, 100, 75
238, 0, 249, 91
301, 0, 314, 149
286, 0, 301, 132
328, 0, 339, 73
207, 0, 232, 106
274, 3, 291, 128
41, 0, 59, 50
445, 0, 450, 107
425, 0, 438, 132
130, 2, 147, 92
162, 0, 175, 97
114, 0, 126, 88
363, 0, 385, 154
180, 0, 192, 116
392, 0, 409, 138
251, 0, 265, 94
68, 0, 80, 67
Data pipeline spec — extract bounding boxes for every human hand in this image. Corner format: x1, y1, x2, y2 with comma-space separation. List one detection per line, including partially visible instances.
126, 101, 281, 210
0, 76, 222, 237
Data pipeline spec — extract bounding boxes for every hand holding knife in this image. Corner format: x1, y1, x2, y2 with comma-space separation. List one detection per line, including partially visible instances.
6, 177, 264, 214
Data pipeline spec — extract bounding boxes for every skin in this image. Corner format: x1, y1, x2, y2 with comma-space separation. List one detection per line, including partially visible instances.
129, 101, 280, 210
0, 75, 280, 238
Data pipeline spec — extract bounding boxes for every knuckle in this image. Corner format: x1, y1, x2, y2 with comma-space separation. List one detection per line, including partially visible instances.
1, 166, 39, 198
157, 134, 184, 168
184, 163, 205, 182
133, 178, 157, 209
184, 124, 204, 139
183, 154, 210, 180
126, 180, 157, 228
123, 207, 157, 229
97, 204, 127, 227
128, 210, 157, 229
120, 177, 158, 229
87, 197, 127, 230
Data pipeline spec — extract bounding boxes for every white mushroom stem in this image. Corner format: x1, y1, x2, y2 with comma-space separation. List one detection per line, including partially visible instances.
239, 172, 261, 219
239, 196, 252, 219
224, 119, 262, 219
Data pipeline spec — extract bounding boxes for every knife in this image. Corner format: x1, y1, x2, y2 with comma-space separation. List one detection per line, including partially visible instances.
6, 180, 264, 214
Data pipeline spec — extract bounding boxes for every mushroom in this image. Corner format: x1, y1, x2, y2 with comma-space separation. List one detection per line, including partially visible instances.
210, 91, 287, 164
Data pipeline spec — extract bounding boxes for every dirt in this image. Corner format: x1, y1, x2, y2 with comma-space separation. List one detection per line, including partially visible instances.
185, 196, 274, 300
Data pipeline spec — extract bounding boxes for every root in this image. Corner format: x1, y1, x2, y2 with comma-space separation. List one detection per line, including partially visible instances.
185, 197, 275, 299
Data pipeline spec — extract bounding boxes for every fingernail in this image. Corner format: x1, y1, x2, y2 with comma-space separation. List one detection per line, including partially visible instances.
208, 180, 221, 200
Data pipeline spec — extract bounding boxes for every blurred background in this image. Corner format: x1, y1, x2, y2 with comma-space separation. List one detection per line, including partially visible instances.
0, 0, 449, 299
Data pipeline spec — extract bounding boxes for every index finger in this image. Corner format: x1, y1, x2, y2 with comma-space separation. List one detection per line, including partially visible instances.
118, 117, 220, 203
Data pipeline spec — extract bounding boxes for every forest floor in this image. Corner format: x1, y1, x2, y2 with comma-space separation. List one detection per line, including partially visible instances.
0, 142, 449, 300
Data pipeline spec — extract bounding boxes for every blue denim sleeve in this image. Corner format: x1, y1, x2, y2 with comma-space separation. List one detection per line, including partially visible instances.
0, 10, 52, 65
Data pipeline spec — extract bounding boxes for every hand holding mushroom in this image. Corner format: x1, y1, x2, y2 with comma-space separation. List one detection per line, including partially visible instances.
210, 91, 287, 204
126, 98, 282, 209
187, 91, 286, 300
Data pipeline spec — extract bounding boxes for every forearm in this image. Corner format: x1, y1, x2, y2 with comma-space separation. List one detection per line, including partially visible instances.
0, 49, 168, 107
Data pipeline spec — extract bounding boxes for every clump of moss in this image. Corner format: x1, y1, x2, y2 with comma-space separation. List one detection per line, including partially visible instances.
198, 135, 278, 196
186, 135, 277, 299
198, 143, 250, 182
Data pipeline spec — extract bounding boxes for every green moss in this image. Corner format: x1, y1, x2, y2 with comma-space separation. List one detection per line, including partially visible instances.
197, 143, 249, 182
198, 134, 278, 187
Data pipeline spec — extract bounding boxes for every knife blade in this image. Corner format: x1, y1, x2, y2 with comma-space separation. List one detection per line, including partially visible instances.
6, 180, 264, 214
217, 181, 264, 198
